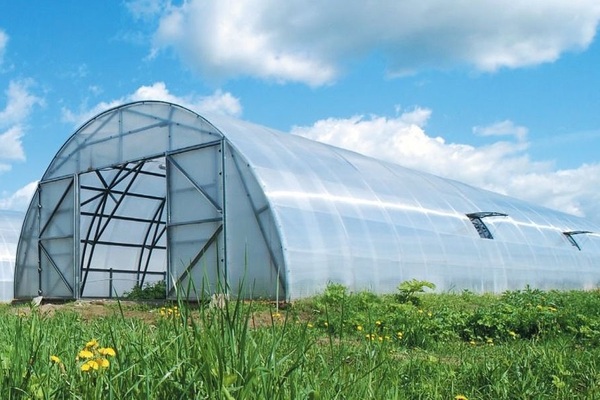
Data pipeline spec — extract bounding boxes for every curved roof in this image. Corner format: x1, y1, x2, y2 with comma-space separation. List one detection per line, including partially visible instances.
0, 210, 24, 302
15, 101, 600, 300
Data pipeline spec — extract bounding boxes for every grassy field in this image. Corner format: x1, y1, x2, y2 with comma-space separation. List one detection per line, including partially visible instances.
3, 282, 600, 399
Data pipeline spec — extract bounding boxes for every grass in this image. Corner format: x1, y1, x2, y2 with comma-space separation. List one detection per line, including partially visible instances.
2, 283, 600, 399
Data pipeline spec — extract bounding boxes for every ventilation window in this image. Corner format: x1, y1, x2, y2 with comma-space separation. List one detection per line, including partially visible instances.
466, 212, 508, 239
563, 230, 592, 251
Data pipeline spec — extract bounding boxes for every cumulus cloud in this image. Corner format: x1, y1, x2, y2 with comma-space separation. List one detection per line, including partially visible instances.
0, 80, 43, 173
0, 181, 37, 211
150, 0, 600, 85
292, 111, 600, 221
0, 126, 25, 161
0, 80, 43, 127
62, 82, 242, 126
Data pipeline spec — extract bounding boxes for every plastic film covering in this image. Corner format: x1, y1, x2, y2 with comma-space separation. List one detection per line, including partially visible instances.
0, 210, 24, 302
207, 113, 600, 299
14, 101, 600, 301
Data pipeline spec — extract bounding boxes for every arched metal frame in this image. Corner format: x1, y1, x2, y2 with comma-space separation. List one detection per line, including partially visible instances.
15, 102, 285, 300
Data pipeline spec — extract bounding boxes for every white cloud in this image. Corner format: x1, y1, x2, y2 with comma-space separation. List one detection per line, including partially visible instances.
0, 80, 44, 127
0, 29, 7, 64
292, 111, 600, 221
62, 82, 242, 126
0, 80, 43, 171
0, 125, 25, 161
474, 120, 528, 142
0, 181, 37, 211
150, 0, 600, 85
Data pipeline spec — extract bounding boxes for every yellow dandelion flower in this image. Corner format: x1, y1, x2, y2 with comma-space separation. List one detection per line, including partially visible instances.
486, 338, 493, 344
50, 355, 61, 364
85, 339, 99, 349
96, 358, 110, 368
272, 312, 282, 319
323, 321, 329, 327
307, 323, 314, 328
78, 349, 94, 359
375, 320, 382, 326
81, 360, 99, 372
469, 340, 476, 346
98, 347, 116, 357
455, 395, 469, 400
356, 325, 363, 331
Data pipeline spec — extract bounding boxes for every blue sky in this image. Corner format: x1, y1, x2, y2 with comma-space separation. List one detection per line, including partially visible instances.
1, 0, 600, 222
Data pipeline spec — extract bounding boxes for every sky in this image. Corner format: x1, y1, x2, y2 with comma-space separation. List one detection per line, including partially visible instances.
1, 0, 600, 223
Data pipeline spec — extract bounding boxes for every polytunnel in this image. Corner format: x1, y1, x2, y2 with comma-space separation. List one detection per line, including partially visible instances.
0, 210, 24, 302
14, 101, 600, 301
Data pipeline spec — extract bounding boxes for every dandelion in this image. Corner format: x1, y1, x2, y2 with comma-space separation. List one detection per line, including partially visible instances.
307, 323, 314, 328
396, 331, 403, 339
356, 325, 363, 331
455, 395, 468, 400
78, 339, 116, 373
323, 321, 329, 327
96, 358, 110, 368
272, 312, 282, 319
469, 340, 476, 346
50, 355, 61, 364
509, 330, 517, 339
375, 320, 382, 326
81, 360, 99, 372
98, 347, 116, 357
77, 349, 94, 360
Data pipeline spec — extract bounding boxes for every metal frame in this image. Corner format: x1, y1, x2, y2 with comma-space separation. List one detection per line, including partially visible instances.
166, 140, 226, 298
79, 160, 167, 296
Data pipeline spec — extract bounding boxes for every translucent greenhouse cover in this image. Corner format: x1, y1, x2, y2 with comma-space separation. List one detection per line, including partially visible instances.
0, 210, 24, 302
14, 101, 600, 301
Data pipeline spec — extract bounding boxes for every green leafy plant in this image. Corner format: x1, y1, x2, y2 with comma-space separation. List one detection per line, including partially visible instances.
123, 280, 167, 300
396, 279, 436, 305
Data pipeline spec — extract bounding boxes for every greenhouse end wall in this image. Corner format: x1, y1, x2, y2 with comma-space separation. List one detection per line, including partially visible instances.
0, 210, 24, 302
13, 101, 600, 301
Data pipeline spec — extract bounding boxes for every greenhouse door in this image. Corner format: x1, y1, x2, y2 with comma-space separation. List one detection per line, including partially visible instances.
166, 141, 225, 298
38, 177, 77, 298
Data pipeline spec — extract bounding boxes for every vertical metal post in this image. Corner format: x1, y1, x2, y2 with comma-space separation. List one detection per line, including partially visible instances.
73, 173, 80, 299
36, 183, 43, 296
109, 268, 113, 298
220, 140, 228, 294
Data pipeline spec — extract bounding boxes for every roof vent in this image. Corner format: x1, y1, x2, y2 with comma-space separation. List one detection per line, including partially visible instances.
466, 212, 508, 239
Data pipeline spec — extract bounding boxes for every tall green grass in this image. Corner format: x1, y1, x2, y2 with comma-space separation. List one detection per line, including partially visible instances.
2, 284, 600, 399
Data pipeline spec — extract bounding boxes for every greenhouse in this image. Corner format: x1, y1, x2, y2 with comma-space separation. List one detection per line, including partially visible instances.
13, 101, 600, 301
0, 210, 24, 302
